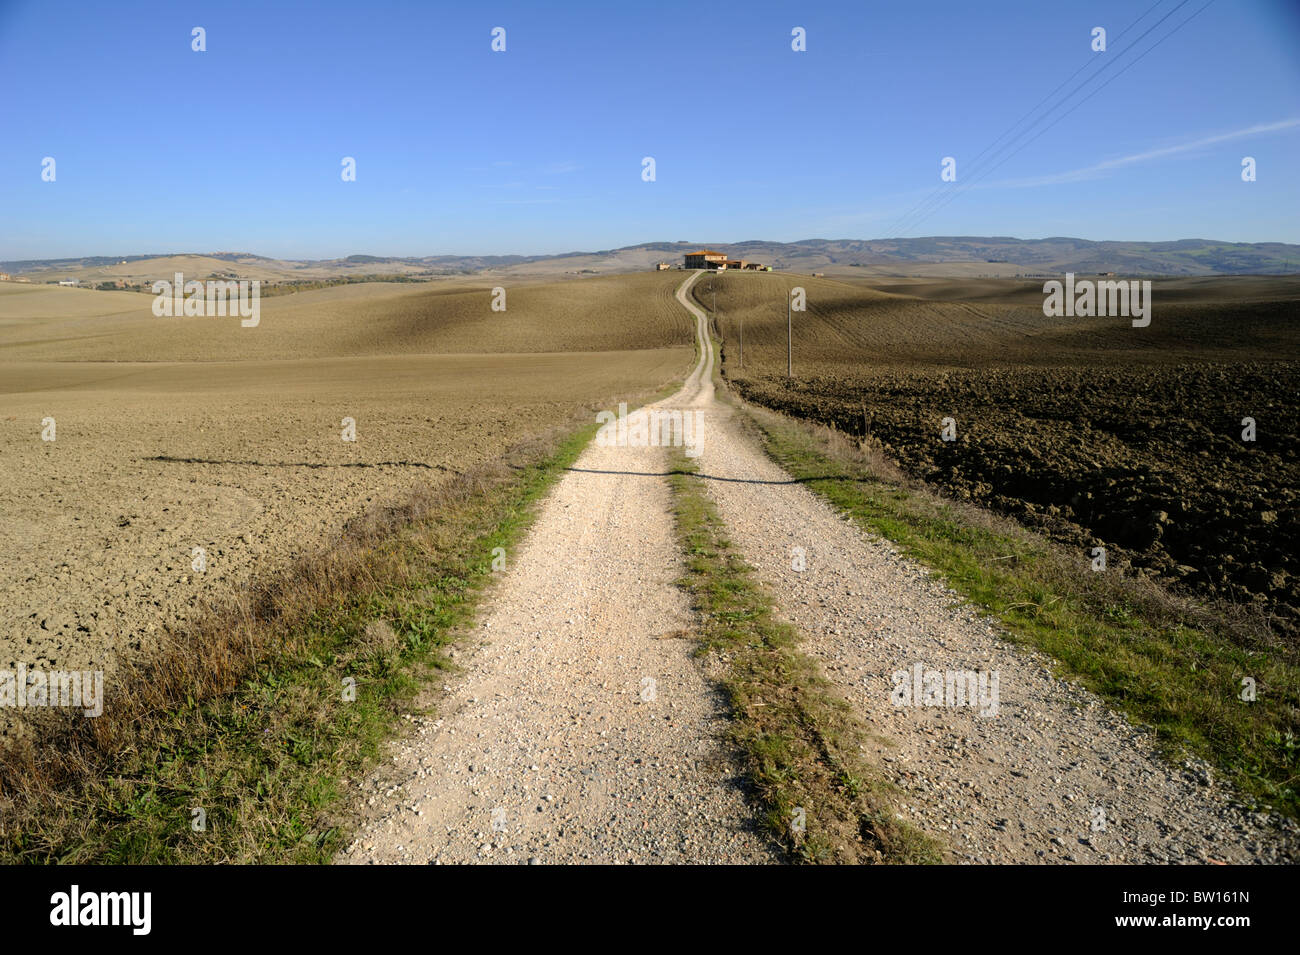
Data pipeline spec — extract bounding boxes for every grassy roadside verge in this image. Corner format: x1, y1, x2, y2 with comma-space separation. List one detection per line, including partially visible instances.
666, 448, 941, 863
0, 382, 681, 864
731, 400, 1299, 818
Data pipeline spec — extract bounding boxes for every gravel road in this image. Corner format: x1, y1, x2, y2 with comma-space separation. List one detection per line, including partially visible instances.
672, 275, 1298, 864
339, 272, 774, 864
341, 271, 1296, 865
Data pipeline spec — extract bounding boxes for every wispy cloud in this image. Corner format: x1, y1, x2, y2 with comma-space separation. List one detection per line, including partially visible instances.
989, 118, 1300, 188
543, 160, 582, 175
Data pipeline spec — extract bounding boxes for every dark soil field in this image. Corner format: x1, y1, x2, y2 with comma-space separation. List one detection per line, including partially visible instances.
696, 272, 1300, 638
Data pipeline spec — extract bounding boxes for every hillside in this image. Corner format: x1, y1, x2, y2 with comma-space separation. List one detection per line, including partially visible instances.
5, 236, 1297, 286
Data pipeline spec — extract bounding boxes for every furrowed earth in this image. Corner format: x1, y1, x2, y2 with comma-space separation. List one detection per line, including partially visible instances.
695, 271, 1300, 640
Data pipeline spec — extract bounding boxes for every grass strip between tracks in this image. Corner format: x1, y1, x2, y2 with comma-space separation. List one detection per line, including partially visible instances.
666, 447, 941, 864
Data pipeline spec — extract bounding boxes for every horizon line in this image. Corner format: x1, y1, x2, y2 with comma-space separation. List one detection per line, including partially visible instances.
5, 234, 1300, 267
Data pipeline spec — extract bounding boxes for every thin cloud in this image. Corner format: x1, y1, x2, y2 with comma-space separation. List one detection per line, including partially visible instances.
543, 160, 582, 175
989, 118, 1300, 188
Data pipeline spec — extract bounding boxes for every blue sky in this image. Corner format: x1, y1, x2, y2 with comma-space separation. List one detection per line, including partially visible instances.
1, 0, 1298, 259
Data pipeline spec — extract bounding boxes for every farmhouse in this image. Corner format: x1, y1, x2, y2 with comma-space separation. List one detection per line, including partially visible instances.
684, 250, 727, 269
683, 250, 769, 271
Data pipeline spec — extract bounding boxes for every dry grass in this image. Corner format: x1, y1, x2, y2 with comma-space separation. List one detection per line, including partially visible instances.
0, 411, 609, 862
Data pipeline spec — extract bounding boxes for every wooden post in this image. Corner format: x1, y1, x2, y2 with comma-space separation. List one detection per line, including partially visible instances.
787, 289, 792, 378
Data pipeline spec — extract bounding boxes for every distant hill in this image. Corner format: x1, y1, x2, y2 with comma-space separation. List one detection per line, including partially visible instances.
709, 237, 1300, 276
4, 237, 1297, 283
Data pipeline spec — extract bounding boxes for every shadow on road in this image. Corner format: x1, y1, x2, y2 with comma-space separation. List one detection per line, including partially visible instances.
144, 455, 449, 470
564, 466, 861, 487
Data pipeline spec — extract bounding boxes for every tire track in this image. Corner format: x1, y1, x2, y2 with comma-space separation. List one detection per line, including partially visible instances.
675, 275, 1296, 864
339, 272, 774, 865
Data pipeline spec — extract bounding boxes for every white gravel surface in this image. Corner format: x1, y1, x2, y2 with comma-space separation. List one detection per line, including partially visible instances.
339, 272, 775, 865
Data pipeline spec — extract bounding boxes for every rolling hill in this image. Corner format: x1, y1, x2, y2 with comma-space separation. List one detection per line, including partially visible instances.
5, 236, 1297, 287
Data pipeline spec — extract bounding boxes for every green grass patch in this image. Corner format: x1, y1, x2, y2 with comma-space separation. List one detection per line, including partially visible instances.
666, 449, 941, 864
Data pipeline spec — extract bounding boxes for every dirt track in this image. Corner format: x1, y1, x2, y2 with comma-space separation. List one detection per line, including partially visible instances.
340, 273, 772, 864
341, 272, 1296, 864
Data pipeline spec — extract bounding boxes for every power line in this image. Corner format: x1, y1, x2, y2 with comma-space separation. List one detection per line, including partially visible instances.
882, 0, 1186, 239
881, 1, 1170, 237
886, 0, 1192, 238
898, 0, 1217, 236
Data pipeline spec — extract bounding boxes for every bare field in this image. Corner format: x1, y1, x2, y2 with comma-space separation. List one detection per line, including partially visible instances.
697, 271, 1300, 635
839, 273, 1300, 307
2, 247, 693, 287
0, 270, 692, 362
697, 271, 1299, 366
0, 273, 693, 698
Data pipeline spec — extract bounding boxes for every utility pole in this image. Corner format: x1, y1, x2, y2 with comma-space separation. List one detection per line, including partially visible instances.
787, 288, 792, 378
